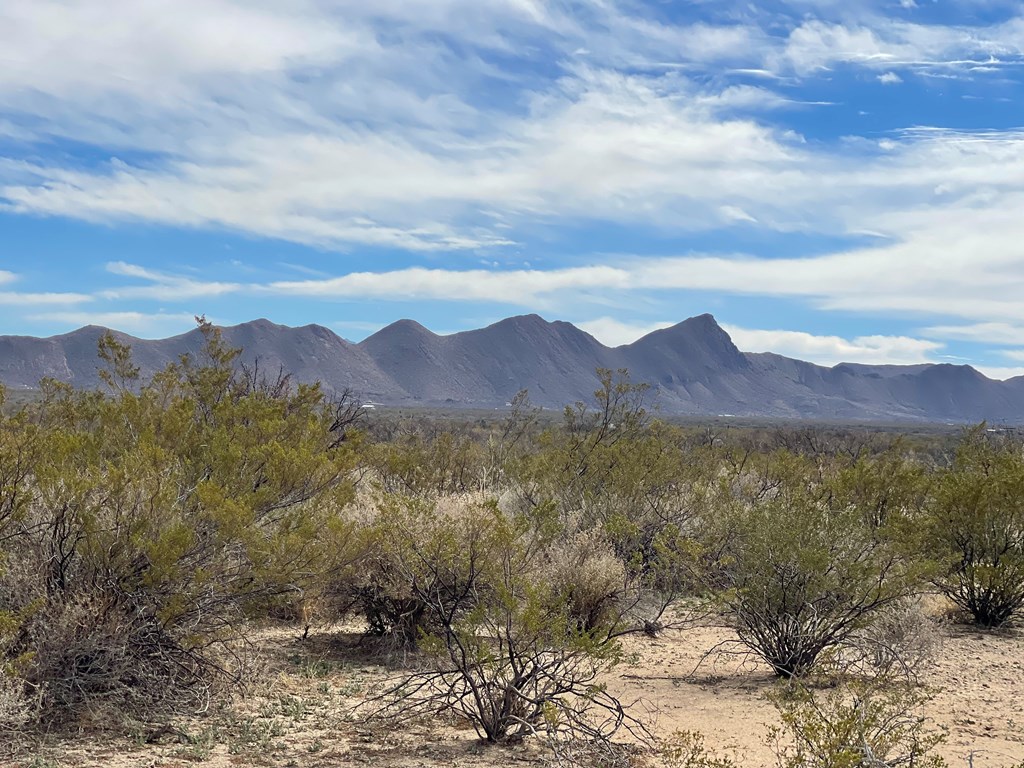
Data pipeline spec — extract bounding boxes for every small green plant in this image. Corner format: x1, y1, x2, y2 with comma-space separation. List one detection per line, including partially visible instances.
179, 724, 221, 750
768, 682, 946, 768
228, 716, 287, 754
277, 695, 308, 721
660, 730, 737, 768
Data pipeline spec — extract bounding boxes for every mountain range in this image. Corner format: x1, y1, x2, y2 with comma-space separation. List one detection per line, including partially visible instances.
1, 314, 1022, 423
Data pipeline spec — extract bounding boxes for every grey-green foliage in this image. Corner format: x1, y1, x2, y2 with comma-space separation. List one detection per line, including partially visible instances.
363, 495, 634, 746
0, 321, 362, 727
927, 427, 1024, 627
769, 682, 946, 768
708, 450, 928, 678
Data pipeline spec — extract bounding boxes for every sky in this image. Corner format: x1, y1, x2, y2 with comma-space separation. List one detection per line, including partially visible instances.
2, 0, 1024, 378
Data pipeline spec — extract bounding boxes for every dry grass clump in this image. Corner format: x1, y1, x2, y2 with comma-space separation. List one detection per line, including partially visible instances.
0, 669, 36, 735
544, 528, 627, 632
850, 597, 942, 681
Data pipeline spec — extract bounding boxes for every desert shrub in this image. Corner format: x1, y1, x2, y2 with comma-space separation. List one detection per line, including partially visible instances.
23, 594, 217, 723
350, 494, 483, 647
769, 682, 945, 768
524, 369, 653, 526
365, 431, 485, 497
0, 670, 34, 735
708, 451, 925, 678
830, 445, 929, 532
0, 322, 362, 728
353, 492, 538, 647
847, 598, 940, 682
516, 370, 713, 635
926, 428, 1024, 627
660, 730, 737, 768
543, 528, 626, 632
363, 496, 642, 749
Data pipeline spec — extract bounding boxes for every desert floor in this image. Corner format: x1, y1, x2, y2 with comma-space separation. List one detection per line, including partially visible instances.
9, 617, 1024, 768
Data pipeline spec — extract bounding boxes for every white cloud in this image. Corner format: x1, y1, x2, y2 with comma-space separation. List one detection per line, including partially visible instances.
923, 322, 1024, 345
721, 325, 944, 366
255, 201, 1024, 327
572, 316, 948, 366
0, 291, 92, 306
974, 366, 1024, 381
0, 271, 16, 286
0, 0, 1022, 259
4, 53, 1023, 262
0, 65, 809, 249
0, 0, 361, 98
101, 262, 241, 301
268, 265, 630, 304
775, 18, 1024, 75
26, 311, 199, 337
878, 71, 903, 84
575, 317, 676, 346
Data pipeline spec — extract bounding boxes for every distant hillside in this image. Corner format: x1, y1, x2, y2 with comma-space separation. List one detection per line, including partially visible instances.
1, 314, 1022, 423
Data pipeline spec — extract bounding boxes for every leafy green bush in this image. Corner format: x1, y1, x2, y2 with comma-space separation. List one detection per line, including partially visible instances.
769, 682, 945, 768
363, 495, 640, 749
0, 322, 361, 727
709, 451, 926, 678
926, 428, 1024, 627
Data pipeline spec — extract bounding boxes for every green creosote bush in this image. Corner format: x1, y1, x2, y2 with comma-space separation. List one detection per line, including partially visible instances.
706, 450, 930, 678
926, 427, 1024, 628
768, 681, 946, 768
0, 319, 362, 728
362, 495, 642, 749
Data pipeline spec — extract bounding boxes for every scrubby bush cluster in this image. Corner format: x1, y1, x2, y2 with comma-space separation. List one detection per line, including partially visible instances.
0, 322, 361, 728
2, 323, 1024, 761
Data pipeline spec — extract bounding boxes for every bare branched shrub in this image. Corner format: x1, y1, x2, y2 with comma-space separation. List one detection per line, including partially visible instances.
360, 497, 648, 753
22, 595, 220, 725
0, 670, 34, 735
847, 598, 940, 682
547, 734, 645, 768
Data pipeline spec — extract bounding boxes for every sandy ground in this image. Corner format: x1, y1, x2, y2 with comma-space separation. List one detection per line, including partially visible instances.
606, 622, 1024, 767
7, 618, 1024, 768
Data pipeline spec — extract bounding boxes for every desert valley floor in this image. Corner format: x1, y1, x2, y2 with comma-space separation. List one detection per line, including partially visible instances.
17, 615, 1024, 768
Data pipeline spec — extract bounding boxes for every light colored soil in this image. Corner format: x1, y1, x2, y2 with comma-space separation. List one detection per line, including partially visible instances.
606, 622, 1024, 768
8, 619, 1024, 768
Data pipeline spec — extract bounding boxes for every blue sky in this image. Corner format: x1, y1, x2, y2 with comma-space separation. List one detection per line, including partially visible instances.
3, 0, 1024, 377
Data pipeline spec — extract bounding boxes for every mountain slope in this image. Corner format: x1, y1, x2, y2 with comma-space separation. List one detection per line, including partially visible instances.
1, 315, 1021, 423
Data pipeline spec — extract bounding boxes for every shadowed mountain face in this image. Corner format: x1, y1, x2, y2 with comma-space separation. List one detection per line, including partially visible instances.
2, 315, 1022, 423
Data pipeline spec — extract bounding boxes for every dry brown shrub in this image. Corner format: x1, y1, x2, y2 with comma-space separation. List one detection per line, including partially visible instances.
544, 528, 626, 632
0, 671, 35, 735
19, 593, 227, 727
854, 597, 941, 681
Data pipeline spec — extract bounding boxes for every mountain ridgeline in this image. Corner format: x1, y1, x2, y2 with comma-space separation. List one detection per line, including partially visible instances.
1, 314, 1022, 423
